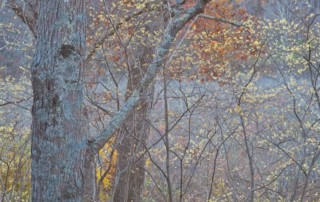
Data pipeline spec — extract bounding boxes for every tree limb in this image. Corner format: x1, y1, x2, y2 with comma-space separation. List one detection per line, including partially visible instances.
198, 13, 244, 27
6, 0, 38, 38
89, 0, 211, 153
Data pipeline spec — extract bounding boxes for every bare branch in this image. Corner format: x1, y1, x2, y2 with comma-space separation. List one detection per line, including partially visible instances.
89, 0, 211, 153
198, 13, 244, 27
6, 0, 38, 37
85, 2, 156, 62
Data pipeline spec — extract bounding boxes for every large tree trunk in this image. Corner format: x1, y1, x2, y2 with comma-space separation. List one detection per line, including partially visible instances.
31, 0, 96, 201
113, 46, 153, 202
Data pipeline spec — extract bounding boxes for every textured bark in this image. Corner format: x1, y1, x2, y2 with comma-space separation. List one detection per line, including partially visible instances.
113, 47, 153, 202
25, 0, 210, 201
30, 1, 96, 201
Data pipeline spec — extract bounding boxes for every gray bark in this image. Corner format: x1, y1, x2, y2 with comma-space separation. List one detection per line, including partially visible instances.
11, 0, 210, 200
30, 1, 96, 201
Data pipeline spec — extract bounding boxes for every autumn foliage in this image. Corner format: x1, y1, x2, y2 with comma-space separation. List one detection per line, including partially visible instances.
169, 0, 261, 82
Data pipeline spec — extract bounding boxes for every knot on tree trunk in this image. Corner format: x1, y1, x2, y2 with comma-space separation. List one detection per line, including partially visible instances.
59, 44, 76, 58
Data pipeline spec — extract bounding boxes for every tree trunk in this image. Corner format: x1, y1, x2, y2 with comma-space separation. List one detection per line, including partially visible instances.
31, 1, 96, 201
19, 0, 209, 200
113, 46, 153, 202
113, 98, 150, 202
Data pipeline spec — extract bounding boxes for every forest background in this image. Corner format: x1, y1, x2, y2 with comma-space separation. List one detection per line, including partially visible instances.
1, 0, 320, 201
